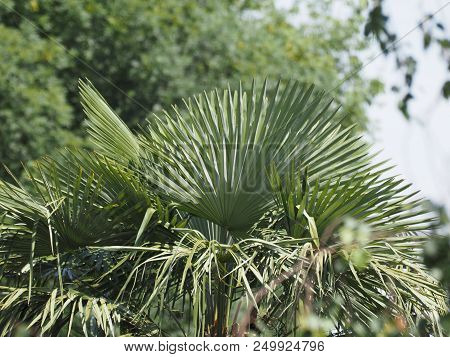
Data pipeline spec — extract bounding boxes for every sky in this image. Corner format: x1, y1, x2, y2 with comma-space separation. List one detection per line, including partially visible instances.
278, 0, 450, 211
363, 0, 450, 211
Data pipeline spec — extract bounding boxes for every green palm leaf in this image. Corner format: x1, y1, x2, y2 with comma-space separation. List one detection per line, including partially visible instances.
0, 79, 446, 337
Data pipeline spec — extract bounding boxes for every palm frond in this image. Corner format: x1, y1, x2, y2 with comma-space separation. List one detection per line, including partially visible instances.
0, 286, 160, 336
79, 79, 140, 164
0, 79, 446, 337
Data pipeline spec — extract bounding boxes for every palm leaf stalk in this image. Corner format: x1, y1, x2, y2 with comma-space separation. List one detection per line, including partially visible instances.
0, 79, 447, 336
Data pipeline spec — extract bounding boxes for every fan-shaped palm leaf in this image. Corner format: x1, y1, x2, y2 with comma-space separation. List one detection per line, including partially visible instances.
0, 79, 446, 337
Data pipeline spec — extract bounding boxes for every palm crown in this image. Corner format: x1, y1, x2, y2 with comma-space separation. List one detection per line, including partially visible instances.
0, 79, 446, 337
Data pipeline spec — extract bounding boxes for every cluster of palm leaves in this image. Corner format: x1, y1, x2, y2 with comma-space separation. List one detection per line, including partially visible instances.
0, 79, 447, 336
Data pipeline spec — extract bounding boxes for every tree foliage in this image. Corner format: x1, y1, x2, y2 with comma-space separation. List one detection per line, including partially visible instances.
0, 0, 382, 177
0, 24, 75, 177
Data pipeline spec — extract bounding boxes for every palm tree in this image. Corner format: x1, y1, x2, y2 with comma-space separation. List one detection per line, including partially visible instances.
0, 80, 446, 337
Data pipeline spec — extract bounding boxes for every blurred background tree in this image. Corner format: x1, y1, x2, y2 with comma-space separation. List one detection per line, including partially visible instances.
0, 24, 76, 176
0, 0, 383, 178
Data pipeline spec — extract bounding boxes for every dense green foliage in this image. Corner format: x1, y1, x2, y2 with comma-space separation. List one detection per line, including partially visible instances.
0, 81, 446, 337
0, 0, 382, 177
0, 24, 76, 176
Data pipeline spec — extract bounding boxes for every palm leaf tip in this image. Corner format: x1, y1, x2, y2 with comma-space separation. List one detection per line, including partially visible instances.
78, 79, 140, 164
